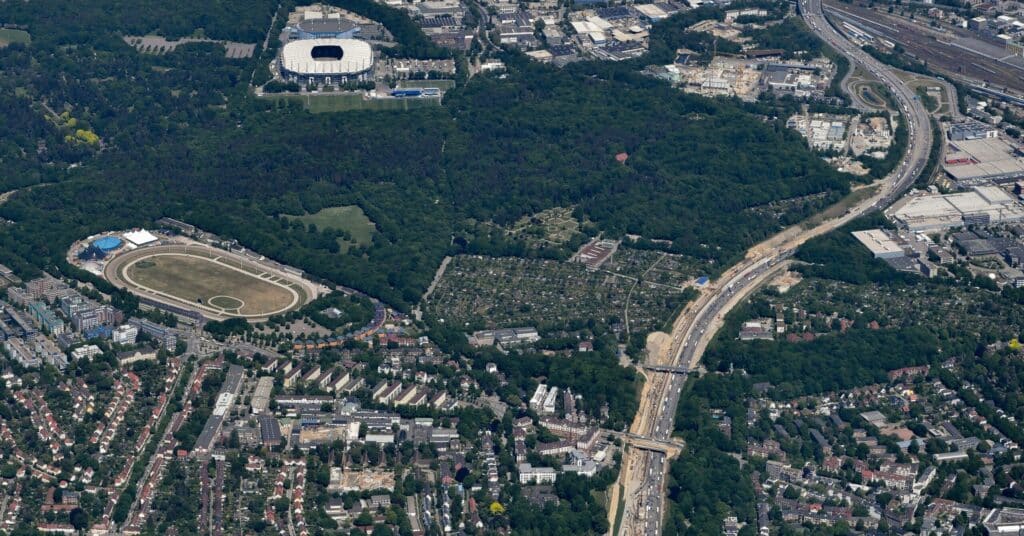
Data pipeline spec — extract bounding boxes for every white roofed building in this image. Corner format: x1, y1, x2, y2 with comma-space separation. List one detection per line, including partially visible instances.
279, 38, 374, 84
888, 186, 1024, 231
518, 463, 557, 485
851, 230, 905, 259
123, 230, 158, 247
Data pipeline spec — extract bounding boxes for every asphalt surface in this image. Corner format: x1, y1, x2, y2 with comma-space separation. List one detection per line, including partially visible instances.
824, 0, 1024, 95
613, 1, 934, 533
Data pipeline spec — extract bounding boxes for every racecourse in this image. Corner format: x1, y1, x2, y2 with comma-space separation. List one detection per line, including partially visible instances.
104, 244, 314, 321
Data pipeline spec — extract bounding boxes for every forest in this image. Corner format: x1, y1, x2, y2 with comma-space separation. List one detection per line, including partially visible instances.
0, 17, 856, 312
704, 322, 941, 398
700, 206, 1024, 401
794, 214, 919, 286
0, 0, 277, 44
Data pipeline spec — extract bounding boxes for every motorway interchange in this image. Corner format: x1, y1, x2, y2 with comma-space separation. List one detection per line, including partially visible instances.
611, 0, 934, 533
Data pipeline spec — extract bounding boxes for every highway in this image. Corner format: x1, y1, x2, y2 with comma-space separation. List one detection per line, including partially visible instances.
823, 0, 1024, 96
611, 0, 934, 533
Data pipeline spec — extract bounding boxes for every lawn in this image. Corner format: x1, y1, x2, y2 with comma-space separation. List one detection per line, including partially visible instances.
0, 29, 30, 47
124, 253, 298, 316
262, 92, 441, 113
396, 79, 456, 90
282, 205, 376, 252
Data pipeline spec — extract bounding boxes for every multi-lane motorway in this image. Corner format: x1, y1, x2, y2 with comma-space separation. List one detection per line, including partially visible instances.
612, 0, 934, 533
823, 0, 1024, 96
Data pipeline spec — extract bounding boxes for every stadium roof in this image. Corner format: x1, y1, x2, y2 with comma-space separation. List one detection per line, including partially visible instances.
280, 38, 373, 76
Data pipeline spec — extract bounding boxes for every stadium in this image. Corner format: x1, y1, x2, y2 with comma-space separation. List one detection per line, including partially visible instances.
279, 38, 374, 84
104, 244, 318, 321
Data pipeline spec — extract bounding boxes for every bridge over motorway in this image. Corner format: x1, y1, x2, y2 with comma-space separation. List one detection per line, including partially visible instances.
611, 431, 685, 454
641, 365, 688, 374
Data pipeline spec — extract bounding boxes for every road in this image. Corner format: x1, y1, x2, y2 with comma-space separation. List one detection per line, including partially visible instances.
469, 0, 495, 50
610, 0, 934, 533
826, 0, 1024, 96
122, 357, 201, 531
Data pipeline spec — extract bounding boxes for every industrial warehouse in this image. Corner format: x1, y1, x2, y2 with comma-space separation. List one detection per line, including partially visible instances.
278, 38, 374, 84
887, 185, 1024, 232
942, 120, 1024, 186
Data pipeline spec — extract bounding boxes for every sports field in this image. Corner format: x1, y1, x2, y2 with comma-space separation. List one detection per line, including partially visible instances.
107, 245, 312, 319
396, 79, 456, 90
262, 92, 441, 113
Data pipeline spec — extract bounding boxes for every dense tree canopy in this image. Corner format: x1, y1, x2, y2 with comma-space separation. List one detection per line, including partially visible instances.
0, 0, 860, 313
0, 0, 277, 44
470, 335, 639, 429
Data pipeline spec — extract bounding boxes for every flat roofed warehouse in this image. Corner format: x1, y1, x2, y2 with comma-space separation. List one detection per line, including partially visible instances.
293, 18, 361, 40
943, 137, 1024, 185
279, 38, 373, 83
851, 230, 905, 259
634, 3, 669, 20
889, 186, 1024, 231
251, 376, 274, 414
258, 415, 282, 446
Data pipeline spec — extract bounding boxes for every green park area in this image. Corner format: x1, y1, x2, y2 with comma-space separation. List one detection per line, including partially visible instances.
283, 205, 376, 252
0, 29, 30, 47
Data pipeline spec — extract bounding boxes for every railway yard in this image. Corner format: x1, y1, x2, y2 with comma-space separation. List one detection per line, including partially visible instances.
823, 0, 1024, 95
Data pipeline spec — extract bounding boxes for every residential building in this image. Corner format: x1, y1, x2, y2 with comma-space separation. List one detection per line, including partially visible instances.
117, 349, 157, 367
27, 301, 65, 336
518, 463, 557, 485
112, 324, 138, 345
4, 338, 40, 368
128, 318, 177, 350
70, 345, 103, 361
